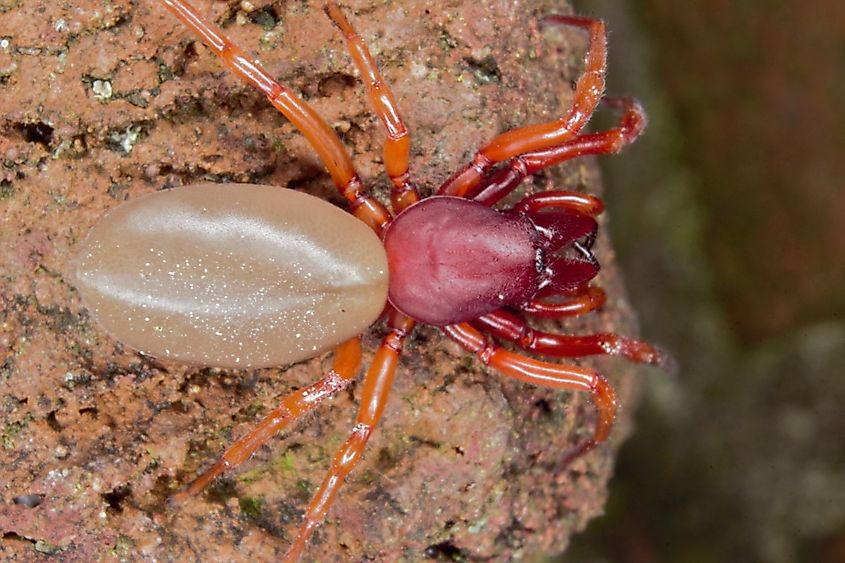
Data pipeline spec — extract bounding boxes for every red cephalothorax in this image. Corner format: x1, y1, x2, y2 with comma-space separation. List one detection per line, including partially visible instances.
384, 196, 540, 325
74, 1, 672, 560
383, 195, 602, 325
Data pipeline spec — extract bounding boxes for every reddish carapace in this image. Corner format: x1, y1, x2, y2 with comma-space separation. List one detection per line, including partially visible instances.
75, 1, 672, 560
384, 196, 600, 325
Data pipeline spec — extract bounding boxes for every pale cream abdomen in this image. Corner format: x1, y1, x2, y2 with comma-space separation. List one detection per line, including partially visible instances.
75, 183, 389, 368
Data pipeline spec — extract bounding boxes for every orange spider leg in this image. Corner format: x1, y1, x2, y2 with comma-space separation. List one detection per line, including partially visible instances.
284, 309, 415, 562
473, 309, 672, 369
158, 0, 391, 232
325, 2, 420, 213
443, 323, 617, 463
472, 97, 646, 205
515, 190, 605, 217
439, 15, 607, 198
522, 285, 607, 318
169, 338, 363, 505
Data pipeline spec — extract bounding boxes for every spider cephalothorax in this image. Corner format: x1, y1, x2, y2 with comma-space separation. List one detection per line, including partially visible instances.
383, 195, 601, 325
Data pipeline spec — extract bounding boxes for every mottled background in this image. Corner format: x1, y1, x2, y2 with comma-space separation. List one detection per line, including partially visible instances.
564, 0, 845, 562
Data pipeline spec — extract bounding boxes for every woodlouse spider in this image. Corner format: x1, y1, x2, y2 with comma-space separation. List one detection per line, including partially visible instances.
74, 1, 672, 559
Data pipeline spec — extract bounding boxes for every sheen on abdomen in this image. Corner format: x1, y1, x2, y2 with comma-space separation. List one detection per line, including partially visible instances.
75, 183, 389, 368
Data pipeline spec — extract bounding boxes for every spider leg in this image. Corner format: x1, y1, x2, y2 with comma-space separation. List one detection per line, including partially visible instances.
470, 97, 646, 205
168, 339, 362, 505
158, 0, 391, 232
515, 190, 605, 216
522, 285, 607, 318
284, 309, 415, 562
325, 2, 420, 213
443, 322, 617, 463
473, 309, 672, 369
439, 15, 608, 198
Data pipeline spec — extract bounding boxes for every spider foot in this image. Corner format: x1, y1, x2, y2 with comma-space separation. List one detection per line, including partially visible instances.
283, 519, 319, 562
651, 344, 679, 376
168, 460, 226, 506
558, 438, 599, 468
604, 334, 678, 375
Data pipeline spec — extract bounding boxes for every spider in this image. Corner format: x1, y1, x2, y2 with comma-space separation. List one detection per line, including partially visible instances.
74, 0, 671, 560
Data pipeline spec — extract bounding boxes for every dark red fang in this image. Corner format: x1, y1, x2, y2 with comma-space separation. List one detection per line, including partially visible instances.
383, 196, 539, 325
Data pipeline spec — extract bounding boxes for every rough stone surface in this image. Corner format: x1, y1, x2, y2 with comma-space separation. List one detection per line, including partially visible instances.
0, 1, 649, 560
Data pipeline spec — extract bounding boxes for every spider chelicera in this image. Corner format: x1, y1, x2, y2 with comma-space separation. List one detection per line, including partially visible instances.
74, 1, 671, 560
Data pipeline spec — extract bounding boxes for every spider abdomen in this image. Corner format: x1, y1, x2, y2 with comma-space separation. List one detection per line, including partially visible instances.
383, 196, 540, 325
75, 183, 389, 368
